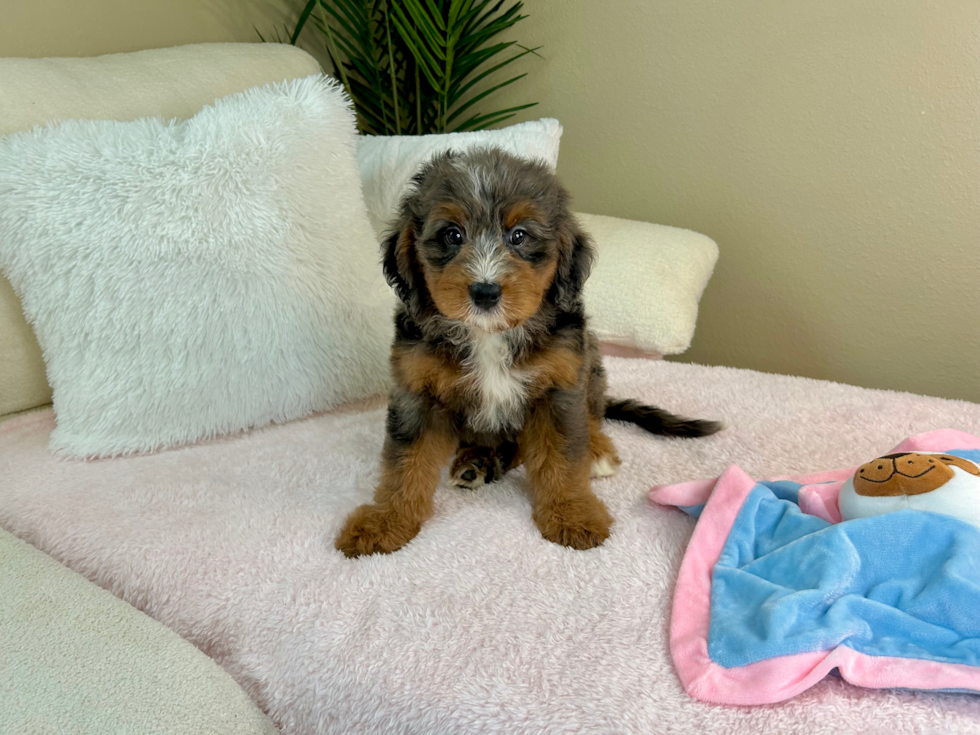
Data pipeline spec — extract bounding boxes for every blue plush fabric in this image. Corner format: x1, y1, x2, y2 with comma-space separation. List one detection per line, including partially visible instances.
678, 504, 705, 519
678, 481, 802, 520
950, 449, 980, 464
708, 482, 980, 670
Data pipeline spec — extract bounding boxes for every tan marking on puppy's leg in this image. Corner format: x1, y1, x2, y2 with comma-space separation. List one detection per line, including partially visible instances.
589, 417, 621, 479
336, 426, 457, 558
519, 405, 613, 550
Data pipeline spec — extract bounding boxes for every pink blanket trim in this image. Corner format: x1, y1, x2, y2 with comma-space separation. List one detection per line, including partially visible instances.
649, 428, 980, 705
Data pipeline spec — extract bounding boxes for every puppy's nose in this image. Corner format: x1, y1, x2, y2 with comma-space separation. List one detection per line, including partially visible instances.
469, 282, 502, 310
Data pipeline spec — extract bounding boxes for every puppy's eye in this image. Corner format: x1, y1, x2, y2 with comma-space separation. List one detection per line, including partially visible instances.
443, 226, 464, 247
509, 228, 527, 246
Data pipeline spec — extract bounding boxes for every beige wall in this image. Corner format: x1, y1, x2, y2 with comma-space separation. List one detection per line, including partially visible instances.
496, 0, 980, 403
2, 1, 977, 403
0, 0, 324, 62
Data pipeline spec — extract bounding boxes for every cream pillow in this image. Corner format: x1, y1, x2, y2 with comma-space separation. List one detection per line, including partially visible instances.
356, 118, 562, 236
578, 214, 718, 356
0, 75, 391, 457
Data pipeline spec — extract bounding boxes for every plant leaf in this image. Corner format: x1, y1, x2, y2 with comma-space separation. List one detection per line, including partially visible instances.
312, 0, 536, 136
451, 40, 515, 83
446, 72, 526, 125
423, 0, 447, 31
448, 0, 475, 27
471, 112, 516, 130
453, 101, 537, 131
461, 0, 504, 36
396, 0, 447, 60
391, 12, 443, 87
290, 0, 319, 44
458, 10, 525, 55
447, 44, 540, 105
384, 4, 401, 133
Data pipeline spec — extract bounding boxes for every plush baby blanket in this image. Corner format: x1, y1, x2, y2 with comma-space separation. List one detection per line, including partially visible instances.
650, 428, 980, 706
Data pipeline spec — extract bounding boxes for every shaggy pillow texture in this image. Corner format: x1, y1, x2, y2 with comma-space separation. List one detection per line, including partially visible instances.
0, 74, 392, 457
355, 118, 562, 236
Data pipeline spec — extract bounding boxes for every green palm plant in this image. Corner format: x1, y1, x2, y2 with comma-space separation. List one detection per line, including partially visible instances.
264, 0, 541, 135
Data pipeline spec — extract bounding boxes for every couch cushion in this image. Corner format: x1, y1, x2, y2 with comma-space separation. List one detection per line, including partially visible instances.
579, 213, 718, 355
0, 43, 321, 419
0, 528, 277, 734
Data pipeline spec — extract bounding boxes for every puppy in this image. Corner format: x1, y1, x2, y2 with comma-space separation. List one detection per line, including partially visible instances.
336, 148, 719, 557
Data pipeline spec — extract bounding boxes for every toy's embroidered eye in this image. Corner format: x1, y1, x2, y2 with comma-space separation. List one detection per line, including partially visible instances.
509, 228, 527, 246
443, 226, 464, 247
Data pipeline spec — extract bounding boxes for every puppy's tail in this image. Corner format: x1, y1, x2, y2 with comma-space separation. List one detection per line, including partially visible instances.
605, 398, 722, 438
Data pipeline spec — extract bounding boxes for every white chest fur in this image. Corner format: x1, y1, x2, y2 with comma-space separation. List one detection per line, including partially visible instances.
463, 331, 530, 433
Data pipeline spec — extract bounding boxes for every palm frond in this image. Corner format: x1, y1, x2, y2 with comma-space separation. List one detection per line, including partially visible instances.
453, 102, 537, 132
269, 0, 539, 135
447, 44, 540, 105
290, 0, 319, 44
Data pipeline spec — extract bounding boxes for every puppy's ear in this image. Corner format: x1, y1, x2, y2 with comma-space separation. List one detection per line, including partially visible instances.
552, 218, 595, 311
381, 219, 419, 308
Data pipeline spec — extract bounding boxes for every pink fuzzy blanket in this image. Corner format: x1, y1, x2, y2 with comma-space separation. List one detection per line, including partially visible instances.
3, 358, 980, 733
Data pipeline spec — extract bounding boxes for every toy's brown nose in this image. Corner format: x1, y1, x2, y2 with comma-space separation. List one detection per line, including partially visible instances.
469, 282, 502, 310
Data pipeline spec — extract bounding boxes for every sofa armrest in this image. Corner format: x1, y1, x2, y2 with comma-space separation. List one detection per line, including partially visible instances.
577, 212, 718, 356
0, 529, 278, 734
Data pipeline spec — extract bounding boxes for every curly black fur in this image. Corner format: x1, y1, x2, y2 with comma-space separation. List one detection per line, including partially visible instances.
605, 398, 722, 438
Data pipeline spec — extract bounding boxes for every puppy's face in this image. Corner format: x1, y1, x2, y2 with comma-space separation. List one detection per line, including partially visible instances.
383, 149, 593, 331
416, 196, 556, 331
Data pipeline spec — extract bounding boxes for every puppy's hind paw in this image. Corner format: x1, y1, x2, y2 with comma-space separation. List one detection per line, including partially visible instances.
452, 466, 487, 490
450, 446, 498, 490
590, 455, 621, 479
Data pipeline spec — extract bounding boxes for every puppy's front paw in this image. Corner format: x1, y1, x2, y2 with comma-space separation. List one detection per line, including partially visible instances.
533, 495, 613, 550
335, 504, 419, 558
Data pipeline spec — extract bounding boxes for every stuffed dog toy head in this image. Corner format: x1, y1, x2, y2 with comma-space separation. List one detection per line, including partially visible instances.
840, 451, 980, 529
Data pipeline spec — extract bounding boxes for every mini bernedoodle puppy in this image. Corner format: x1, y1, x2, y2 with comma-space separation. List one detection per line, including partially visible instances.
336, 148, 720, 558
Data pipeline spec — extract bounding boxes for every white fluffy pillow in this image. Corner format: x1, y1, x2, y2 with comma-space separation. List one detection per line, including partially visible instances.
356, 118, 562, 236
0, 75, 392, 457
